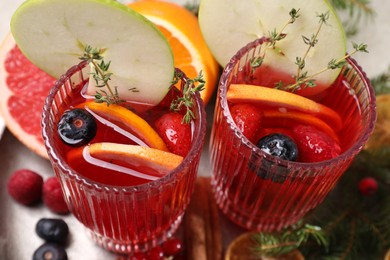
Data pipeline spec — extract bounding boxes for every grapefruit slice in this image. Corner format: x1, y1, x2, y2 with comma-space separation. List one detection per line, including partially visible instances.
11, 0, 174, 106
198, 0, 346, 97
82, 101, 168, 151
227, 84, 342, 131
128, 0, 220, 104
0, 33, 55, 159
70, 142, 183, 179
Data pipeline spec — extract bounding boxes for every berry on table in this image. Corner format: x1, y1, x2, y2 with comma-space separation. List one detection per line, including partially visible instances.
256, 133, 298, 161
36, 218, 69, 244
7, 169, 43, 205
162, 238, 183, 256
358, 177, 378, 196
57, 108, 97, 147
32, 243, 68, 260
147, 246, 165, 260
42, 177, 69, 214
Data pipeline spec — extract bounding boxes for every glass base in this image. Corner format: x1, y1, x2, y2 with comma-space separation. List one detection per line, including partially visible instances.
86, 214, 184, 254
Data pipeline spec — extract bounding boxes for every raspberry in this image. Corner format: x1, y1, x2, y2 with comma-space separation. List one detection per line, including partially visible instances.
7, 169, 43, 205
42, 177, 69, 214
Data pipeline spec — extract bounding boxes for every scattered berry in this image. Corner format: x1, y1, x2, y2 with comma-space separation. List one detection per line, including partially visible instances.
292, 125, 341, 162
358, 177, 378, 196
256, 133, 298, 161
7, 169, 43, 205
147, 246, 164, 260
36, 218, 69, 243
32, 243, 68, 260
162, 238, 183, 256
42, 177, 69, 214
57, 108, 97, 147
155, 112, 192, 157
230, 103, 263, 143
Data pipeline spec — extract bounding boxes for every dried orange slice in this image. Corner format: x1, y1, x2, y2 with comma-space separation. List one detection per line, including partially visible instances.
82, 101, 168, 151
225, 232, 304, 260
227, 84, 342, 131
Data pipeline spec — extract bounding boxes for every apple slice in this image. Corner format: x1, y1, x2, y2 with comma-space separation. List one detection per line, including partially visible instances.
10, 0, 174, 106
198, 0, 346, 96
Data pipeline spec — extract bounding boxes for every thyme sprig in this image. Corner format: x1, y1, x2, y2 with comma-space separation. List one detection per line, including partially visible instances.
80, 45, 133, 105
251, 221, 328, 257
170, 70, 205, 124
249, 9, 368, 92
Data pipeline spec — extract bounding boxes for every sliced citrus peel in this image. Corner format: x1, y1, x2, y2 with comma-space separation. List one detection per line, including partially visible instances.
227, 84, 343, 131
81, 101, 168, 151
262, 110, 339, 143
68, 142, 183, 180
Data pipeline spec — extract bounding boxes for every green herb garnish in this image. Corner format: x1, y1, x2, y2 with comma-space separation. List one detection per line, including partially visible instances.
170, 70, 205, 124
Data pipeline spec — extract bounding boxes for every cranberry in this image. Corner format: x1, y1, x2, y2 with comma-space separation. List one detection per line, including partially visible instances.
358, 177, 378, 196
162, 238, 183, 256
147, 246, 164, 260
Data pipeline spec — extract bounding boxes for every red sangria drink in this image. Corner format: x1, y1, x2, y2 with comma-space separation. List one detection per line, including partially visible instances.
10, 0, 206, 254
42, 62, 206, 253
209, 37, 376, 232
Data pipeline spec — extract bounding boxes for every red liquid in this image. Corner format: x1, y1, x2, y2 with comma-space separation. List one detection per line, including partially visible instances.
54, 81, 189, 187
211, 65, 366, 231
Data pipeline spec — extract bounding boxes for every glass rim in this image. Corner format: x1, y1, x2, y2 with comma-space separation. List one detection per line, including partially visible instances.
218, 37, 377, 168
41, 61, 207, 192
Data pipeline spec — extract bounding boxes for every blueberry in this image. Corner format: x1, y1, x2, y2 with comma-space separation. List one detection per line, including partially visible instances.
248, 133, 298, 183
35, 218, 69, 243
32, 243, 68, 260
257, 133, 298, 161
57, 108, 97, 146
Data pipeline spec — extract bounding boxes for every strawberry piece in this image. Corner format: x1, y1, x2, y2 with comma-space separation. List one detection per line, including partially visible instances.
229, 103, 263, 143
43, 177, 69, 215
155, 112, 192, 157
292, 125, 341, 163
7, 169, 43, 205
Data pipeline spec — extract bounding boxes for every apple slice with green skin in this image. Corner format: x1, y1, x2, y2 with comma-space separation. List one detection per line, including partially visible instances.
10, 0, 174, 107
198, 0, 346, 97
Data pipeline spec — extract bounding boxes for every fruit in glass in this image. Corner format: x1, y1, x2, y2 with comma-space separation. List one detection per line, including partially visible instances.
42, 62, 206, 253
209, 37, 376, 232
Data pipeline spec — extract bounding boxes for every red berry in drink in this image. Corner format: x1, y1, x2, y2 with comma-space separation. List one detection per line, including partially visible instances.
292, 125, 341, 162
162, 238, 183, 256
358, 177, 378, 196
7, 169, 43, 205
155, 112, 192, 157
230, 103, 263, 143
43, 177, 69, 214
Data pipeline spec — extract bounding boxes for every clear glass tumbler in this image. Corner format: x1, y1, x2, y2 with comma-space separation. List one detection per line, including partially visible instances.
41, 61, 206, 254
209, 37, 376, 232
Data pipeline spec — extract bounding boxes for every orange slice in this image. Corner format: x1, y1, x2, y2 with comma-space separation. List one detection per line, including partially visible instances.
227, 84, 342, 131
263, 110, 339, 142
88, 142, 183, 177
129, 0, 220, 104
82, 101, 168, 151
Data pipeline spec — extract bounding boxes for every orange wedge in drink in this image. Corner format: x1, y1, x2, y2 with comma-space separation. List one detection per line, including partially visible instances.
227, 84, 342, 131
82, 101, 168, 151
262, 110, 339, 142
67, 142, 183, 181
129, 0, 220, 104
88, 142, 182, 177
